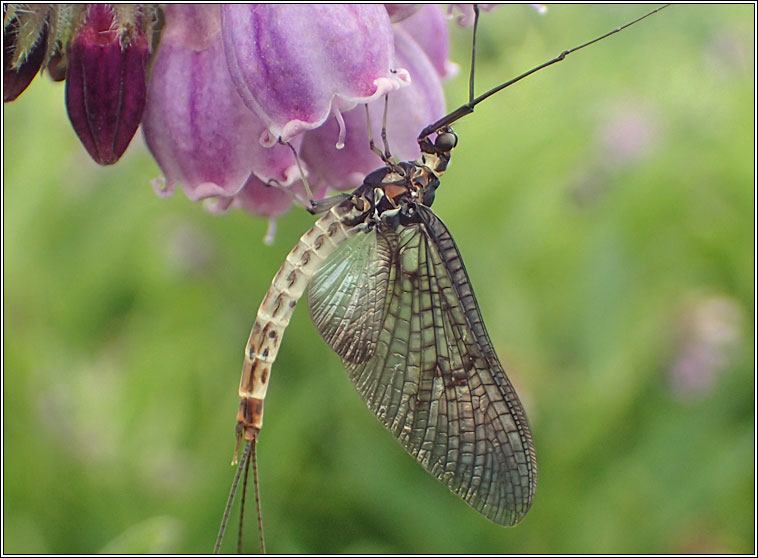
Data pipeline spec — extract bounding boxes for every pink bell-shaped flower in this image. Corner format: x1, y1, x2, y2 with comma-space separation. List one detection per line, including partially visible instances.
142, 5, 301, 206
300, 25, 446, 191
221, 4, 410, 146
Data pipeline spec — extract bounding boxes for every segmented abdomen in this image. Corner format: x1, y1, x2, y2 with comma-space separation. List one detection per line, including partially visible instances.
236, 200, 362, 439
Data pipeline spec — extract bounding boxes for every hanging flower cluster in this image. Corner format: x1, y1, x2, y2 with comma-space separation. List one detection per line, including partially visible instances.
4, 4, 463, 219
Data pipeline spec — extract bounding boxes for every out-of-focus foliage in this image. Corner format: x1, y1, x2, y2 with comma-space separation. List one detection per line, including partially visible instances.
3, 5, 753, 554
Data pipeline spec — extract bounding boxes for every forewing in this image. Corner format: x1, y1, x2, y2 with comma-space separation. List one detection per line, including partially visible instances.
307, 229, 391, 364
344, 206, 537, 526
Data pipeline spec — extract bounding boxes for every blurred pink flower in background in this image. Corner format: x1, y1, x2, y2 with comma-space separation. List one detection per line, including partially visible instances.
598, 104, 658, 167
669, 296, 742, 402
570, 101, 660, 206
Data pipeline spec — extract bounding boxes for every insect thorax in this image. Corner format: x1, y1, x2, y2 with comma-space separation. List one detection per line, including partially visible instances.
347, 129, 459, 229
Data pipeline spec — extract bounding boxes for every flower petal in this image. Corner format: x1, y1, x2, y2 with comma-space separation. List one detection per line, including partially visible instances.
221, 4, 410, 144
398, 5, 458, 80
221, 174, 295, 218
384, 4, 422, 23
142, 5, 300, 203
300, 27, 446, 191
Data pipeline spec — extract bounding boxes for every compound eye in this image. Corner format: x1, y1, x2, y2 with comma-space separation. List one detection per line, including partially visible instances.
435, 131, 458, 152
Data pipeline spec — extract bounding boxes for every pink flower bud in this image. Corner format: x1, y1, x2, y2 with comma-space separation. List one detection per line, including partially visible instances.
65, 4, 149, 165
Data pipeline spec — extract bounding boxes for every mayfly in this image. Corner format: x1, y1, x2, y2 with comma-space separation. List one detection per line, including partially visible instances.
215, 5, 668, 553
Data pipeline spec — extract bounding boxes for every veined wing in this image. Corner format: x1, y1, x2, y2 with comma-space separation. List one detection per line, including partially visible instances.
307, 205, 537, 526
308, 229, 391, 364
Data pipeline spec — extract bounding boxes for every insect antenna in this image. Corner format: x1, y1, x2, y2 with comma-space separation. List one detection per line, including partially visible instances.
418, 4, 670, 141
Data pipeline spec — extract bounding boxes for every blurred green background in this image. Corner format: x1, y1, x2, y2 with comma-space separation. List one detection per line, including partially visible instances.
3, 4, 754, 554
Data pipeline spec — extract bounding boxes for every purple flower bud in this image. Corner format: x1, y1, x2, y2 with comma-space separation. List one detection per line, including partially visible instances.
65, 4, 149, 165
3, 9, 49, 102
142, 5, 301, 206
221, 4, 410, 145
300, 27, 446, 191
